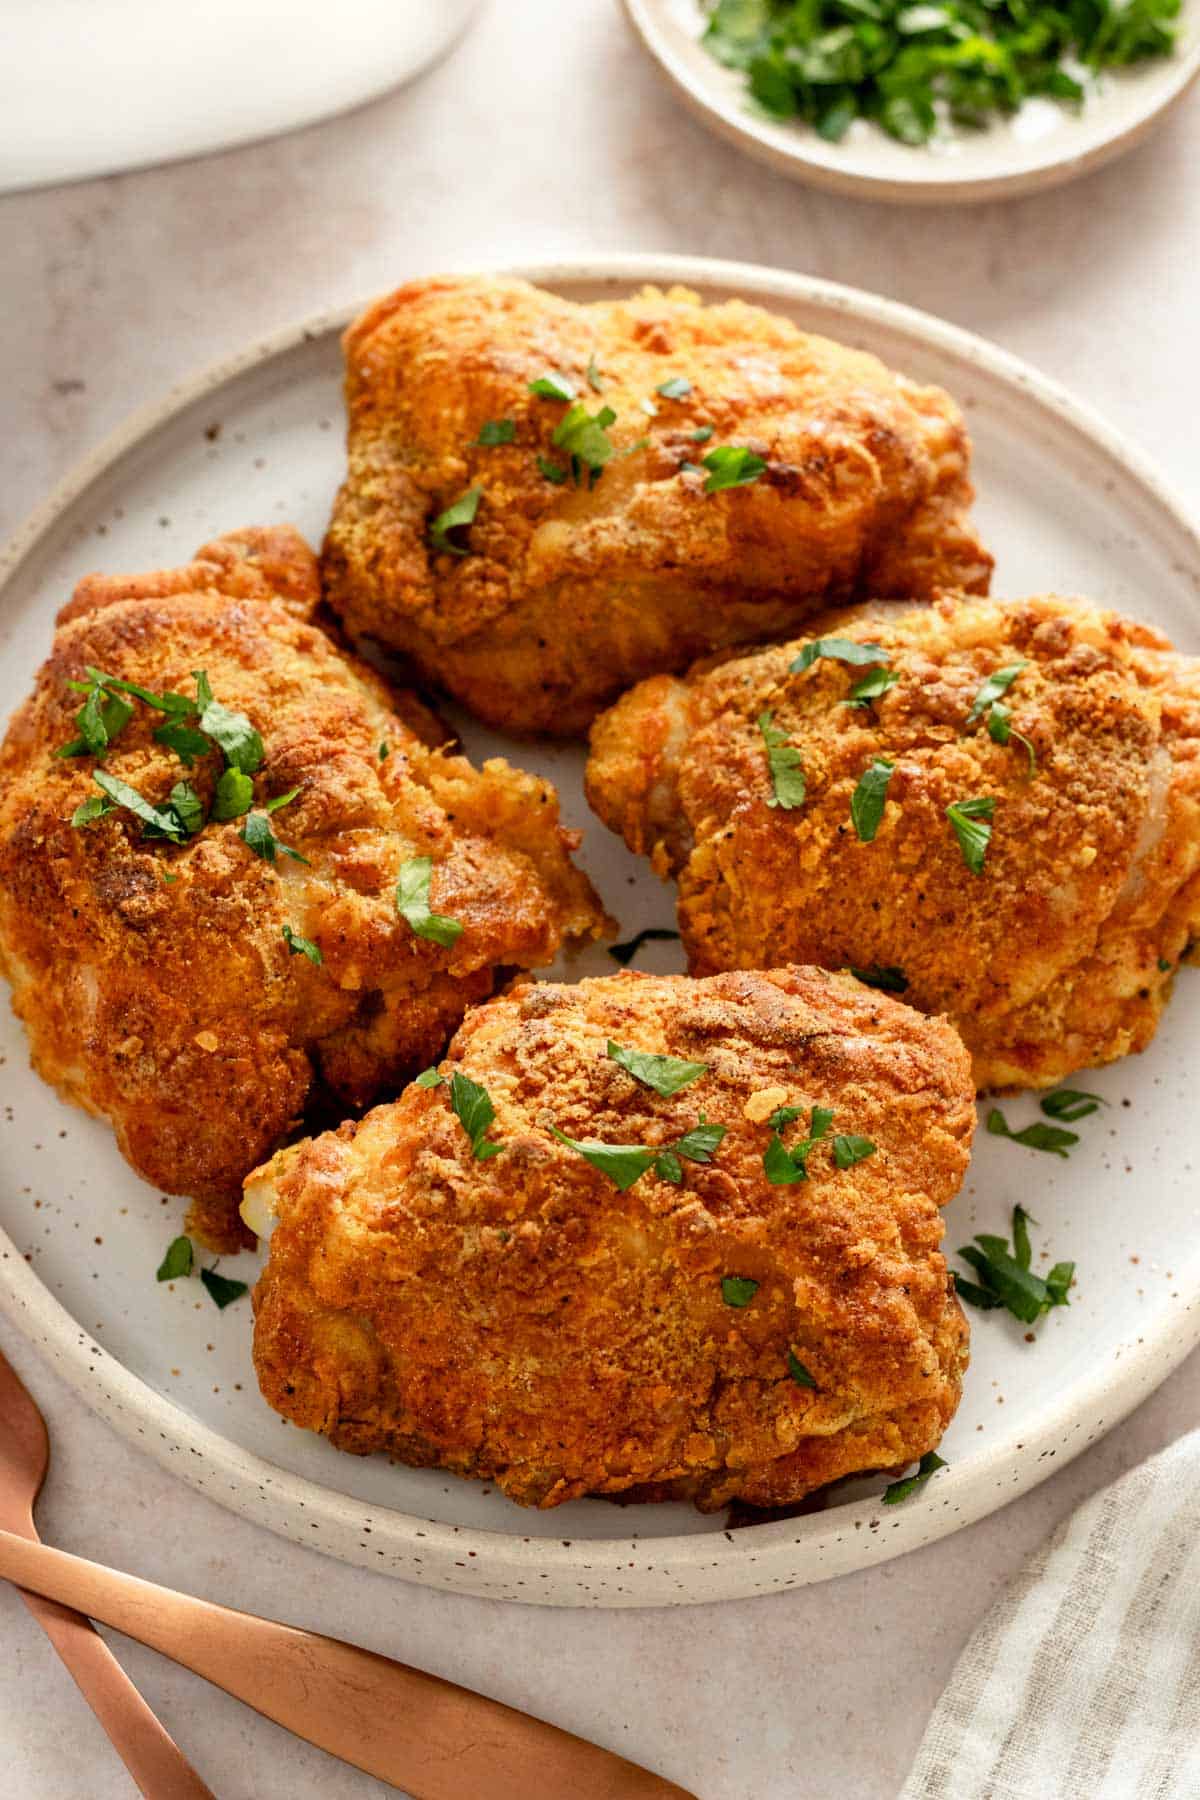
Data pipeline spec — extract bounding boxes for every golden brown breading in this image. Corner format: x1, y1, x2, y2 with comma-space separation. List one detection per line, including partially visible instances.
586, 594, 1200, 1090
0, 528, 606, 1251
245, 966, 972, 1512
321, 276, 992, 737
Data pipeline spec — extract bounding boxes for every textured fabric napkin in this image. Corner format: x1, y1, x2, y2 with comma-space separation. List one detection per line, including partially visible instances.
901, 1429, 1200, 1799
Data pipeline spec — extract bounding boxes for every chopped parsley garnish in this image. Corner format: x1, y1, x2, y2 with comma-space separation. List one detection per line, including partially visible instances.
956, 1204, 1075, 1324
607, 1040, 709, 1097
833, 1133, 876, 1169
56, 680, 133, 758
414, 1066, 445, 1088
790, 637, 887, 675
475, 419, 516, 446
153, 720, 212, 765
537, 455, 568, 485
1158, 956, 1172, 972
212, 767, 254, 821
700, 0, 1178, 149
193, 671, 263, 773
379, 741, 390, 761
656, 376, 693, 399
586, 353, 604, 393
966, 661, 1028, 726
429, 486, 482, 557
985, 702, 1038, 776
156, 1235, 193, 1281
986, 1107, 1078, 1157
690, 425, 715, 444
200, 1267, 248, 1310
282, 924, 322, 964
449, 1071, 503, 1161
71, 794, 115, 829
240, 810, 308, 865
552, 402, 617, 484
701, 446, 767, 492
845, 666, 901, 708
608, 926, 681, 967
850, 758, 894, 843
1040, 1088, 1106, 1122
528, 371, 576, 402
90, 771, 198, 844
551, 1114, 726, 1191
883, 1451, 946, 1505
849, 963, 909, 992
946, 796, 995, 874
758, 710, 806, 810
395, 856, 463, 947
787, 1350, 816, 1387
721, 1275, 759, 1307
763, 1103, 832, 1184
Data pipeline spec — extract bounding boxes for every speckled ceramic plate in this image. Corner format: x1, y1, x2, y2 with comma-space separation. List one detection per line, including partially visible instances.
1, 256, 1199, 1608
622, 0, 1200, 204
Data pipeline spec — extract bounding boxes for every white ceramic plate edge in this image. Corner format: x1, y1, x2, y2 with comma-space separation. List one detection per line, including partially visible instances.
1, 253, 1199, 1607
621, 0, 1200, 204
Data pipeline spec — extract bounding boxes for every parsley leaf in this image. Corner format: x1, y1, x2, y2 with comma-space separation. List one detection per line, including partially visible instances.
449, 1071, 503, 1161
986, 702, 1038, 776
239, 811, 308, 865
833, 1133, 876, 1169
586, 353, 604, 393
791, 638, 887, 675
607, 1040, 709, 1097
763, 1103, 834, 1185
193, 671, 263, 774
1041, 1088, 1106, 1122
429, 486, 482, 557
702, 446, 767, 491
883, 1451, 946, 1505
608, 927, 680, 967
758, 710, 806, 810
156, 1235, 193, 1281
550, 1127, 656, 1192
946, 796, 995, 874
153, 720, 212, 765
200, 1267, 248, 1310
475, 419, 516, 446
413, 1066, 444, 1088
987, 1107, 1078, 1158
788, 1350, 816, 1387
849, 964, 909, 992
56, 682, 134, 759
395, 856, 463, 948
552, 402, 617, 483
672, 1115, 726, 1163
967, 661, 1028, 726
656, 376, 693, 399
690, 425, 715, 444
721, 1275, 759, 1307
91, 771, 194, 844
850, 758, 894, 842
537, 455, 568, 484
71, 794, 116, 829
282, 924, 322, 964
844, 666, 901, 708
212, 767, 254, 821
528, 371, 576, 401
956, 1205, 1075, 1324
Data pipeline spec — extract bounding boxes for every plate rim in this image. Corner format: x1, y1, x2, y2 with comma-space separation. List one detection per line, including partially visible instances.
620, 0, 1200, 205
2, 251, 1199, 1608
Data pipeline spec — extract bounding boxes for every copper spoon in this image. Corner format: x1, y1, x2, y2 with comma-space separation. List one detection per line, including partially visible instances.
0, 1342, 215, 1798
0, 1373, 695, 1798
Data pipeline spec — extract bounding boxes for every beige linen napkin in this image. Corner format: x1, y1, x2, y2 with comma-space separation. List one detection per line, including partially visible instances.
901, 1429, 1200, 1799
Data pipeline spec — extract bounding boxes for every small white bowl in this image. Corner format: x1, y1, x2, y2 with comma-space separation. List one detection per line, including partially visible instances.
622, 0, 1200, 203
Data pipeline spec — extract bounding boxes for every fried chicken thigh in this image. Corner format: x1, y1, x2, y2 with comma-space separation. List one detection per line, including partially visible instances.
245, 966, 973, 1512
586, 595, 1200, 1090
321, 276, 992, 736
0, 528, 605, 1250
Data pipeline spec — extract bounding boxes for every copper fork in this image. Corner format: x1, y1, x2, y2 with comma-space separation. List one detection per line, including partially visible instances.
0, 1340, 214, 1797
0, 1342, 696, 1799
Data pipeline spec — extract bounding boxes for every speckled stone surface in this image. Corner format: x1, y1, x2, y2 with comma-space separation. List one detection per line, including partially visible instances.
1, 2, 1198, 1795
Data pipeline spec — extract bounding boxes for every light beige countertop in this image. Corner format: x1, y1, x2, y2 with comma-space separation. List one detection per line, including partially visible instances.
2, 2, 1198, 1795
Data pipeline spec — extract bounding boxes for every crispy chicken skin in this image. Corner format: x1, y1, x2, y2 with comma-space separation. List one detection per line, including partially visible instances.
246, 967, 972, 1512
586, 595, 1200, 1090
0, 527, 605, 1251
321, 276, 992, 737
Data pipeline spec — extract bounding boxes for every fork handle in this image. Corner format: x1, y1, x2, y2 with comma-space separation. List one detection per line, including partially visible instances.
16, 1582, 215, 1799
0, 1528, 695, 1800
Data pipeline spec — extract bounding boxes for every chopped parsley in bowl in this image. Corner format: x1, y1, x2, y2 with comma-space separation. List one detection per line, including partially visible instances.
700, 0, 1180, 145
